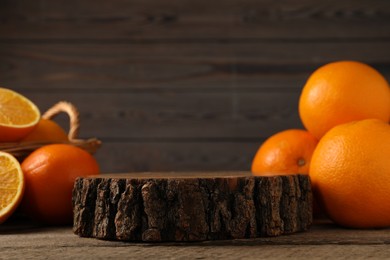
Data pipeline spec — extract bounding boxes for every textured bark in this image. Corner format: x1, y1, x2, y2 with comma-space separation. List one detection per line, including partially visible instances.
72, 172, 312, 242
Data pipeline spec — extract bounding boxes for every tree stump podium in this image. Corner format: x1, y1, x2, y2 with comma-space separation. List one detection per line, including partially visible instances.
72, 172, 312, 242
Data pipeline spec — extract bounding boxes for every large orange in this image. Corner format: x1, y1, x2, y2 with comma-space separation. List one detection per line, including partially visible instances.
0, 88, 40, 142
0, 152, 24, 224
251, 129, 318, 176
310, 119, 390, 228
299, 61, 390, 139
21, 144, 100, 225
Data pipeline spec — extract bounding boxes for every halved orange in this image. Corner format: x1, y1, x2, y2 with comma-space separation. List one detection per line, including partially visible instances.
0, 88, 40, 142
0, 152, 24, 224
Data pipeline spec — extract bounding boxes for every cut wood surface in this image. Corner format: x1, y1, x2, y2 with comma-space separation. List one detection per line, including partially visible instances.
72, 172, 312, 242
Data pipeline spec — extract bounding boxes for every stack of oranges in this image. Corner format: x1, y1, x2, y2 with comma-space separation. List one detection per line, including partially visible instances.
0, 88, 100, 225
252, 61, 390, 228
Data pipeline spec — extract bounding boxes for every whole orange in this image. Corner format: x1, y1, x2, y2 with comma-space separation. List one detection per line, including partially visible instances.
21, 144, 100, 225
299, 61, 390, 139
22, 119, 68, 142
310, 119, 390, 228
251, 129, 318, 176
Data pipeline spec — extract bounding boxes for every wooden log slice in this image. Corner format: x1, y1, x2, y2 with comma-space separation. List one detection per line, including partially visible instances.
72, 172, 312, 242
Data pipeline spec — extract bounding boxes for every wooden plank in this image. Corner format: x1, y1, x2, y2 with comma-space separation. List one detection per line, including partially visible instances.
4, 244, 390, 259
1, 43, 389, 91
93, 141, 259, 173
4, 220, 390, 246
23, 92, 302, 139
0, 0, 389, 40
19, 89, 275, 172
2, 222, 390, 258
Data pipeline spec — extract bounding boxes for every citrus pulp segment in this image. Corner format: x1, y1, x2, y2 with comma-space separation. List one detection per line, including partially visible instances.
0, 152, 24, 224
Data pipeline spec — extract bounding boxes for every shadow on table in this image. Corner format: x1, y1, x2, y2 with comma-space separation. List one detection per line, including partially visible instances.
0, 214, 71, 235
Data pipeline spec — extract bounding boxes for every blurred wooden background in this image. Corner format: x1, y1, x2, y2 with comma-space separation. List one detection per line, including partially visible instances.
0, 0, 389, 173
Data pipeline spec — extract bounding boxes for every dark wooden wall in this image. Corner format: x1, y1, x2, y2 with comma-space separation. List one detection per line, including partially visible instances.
1, 0, 389, 173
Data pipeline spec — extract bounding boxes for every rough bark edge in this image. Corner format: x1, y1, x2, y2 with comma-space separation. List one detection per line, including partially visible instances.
73, 175, 312, 242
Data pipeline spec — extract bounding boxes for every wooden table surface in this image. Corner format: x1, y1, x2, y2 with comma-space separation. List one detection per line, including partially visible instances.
2, 219, 390, 259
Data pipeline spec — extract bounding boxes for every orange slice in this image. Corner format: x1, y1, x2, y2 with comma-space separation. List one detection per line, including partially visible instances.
0, 88, 40, 142
0, 152, 24, 224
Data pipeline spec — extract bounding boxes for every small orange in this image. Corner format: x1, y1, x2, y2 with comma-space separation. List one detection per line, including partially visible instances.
251, 129, 318, 176
21, 144, 100, 225
22, 119, 68, 142
310, 119, 390, 228
299, 61, 390, 139
0, 152, 24, 224
0, 88, 40, 142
